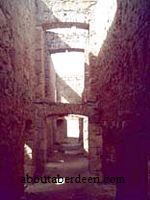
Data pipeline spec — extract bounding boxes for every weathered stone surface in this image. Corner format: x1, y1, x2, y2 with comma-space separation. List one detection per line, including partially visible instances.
0, 0, 36, 198
1, 0, 149, 199
36, 0, 97, 25
89, 0, 150, 198
46, 29, 88, 50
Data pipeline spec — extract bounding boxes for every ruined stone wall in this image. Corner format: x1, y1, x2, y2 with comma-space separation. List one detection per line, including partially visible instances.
35, 0, 97, 104
46, 29, 88, 51
90, 0, 150, 174
45, 54, 56, 100
34, 0, 59, 166
35, 0, 104, 175
36, 0, 97, 25
84, 0, 117, 175
44, 54, 56, 161
55, 118, 67, 143
35, 0, 98, 105
45, 28, 88, 104
35, 0, 58, 25
0, 0, 36, 198
35, 26, 45, 98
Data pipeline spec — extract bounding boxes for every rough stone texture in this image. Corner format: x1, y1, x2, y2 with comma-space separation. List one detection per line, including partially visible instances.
56, 73, 84, 103
33, 100, 100, 118
89, 0, 117, 56
45, 27, 88, 104
36, 0, 97, 25
55, 117, 67, 144
84, 0, 118, 175
44, 54, 56, 100
46, 29, 88, 51
33, 105, 47, 176
0, 0, 36, 199
32, 0, 102, 176
46, 116, 56, 158
89, 0, 150, 199
34, 0, 102, 178
35, 0, 58, 25
1, 0, 149, 199
0, 0, 103, 198
35, 26, 45, 98
34, 0, 93, 168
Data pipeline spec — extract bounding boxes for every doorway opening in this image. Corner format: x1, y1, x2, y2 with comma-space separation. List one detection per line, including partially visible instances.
54, 114, 89, 155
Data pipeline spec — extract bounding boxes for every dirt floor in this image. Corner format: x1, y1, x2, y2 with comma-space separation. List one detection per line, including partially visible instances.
25, 152, 150, 200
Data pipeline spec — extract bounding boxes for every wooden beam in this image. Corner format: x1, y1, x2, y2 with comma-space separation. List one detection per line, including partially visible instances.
48, 48, 84, 54
42, 22, 89, 31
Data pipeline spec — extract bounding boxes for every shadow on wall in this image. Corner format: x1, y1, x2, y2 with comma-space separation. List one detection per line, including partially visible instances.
88, 0, 150, 199
26, 0, 88, 183
24, 0, 61, 174
56, 73, 82, 103
45, 31, 84, 103
46, 31, 72, 50
35, 0, 59, 24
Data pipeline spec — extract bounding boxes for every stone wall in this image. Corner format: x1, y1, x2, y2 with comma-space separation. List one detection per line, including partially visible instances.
85, 0, 118, 175
1, 0, 149, 198
36, 0, 97, 25
44, 54, 56, 100
36, 0, 103, 175
91, 1, 150, 172
35, 26, 45, 98
0, 0, 36, 198
90, 0, 150, 199
55, 117, 67, 143
46, 28, 88, 51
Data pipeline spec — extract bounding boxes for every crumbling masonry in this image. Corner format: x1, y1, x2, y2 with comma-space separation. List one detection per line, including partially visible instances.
0, 0, 150, 200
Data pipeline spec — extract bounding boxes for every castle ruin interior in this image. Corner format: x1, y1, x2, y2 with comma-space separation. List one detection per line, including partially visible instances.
0, 0, 150, 199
